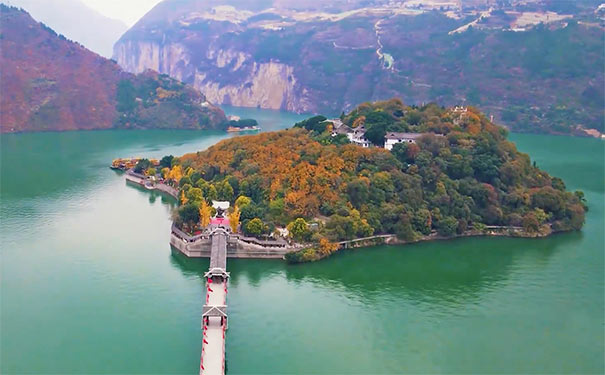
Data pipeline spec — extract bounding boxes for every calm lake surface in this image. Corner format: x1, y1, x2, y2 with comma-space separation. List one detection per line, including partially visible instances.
1, 107, 603, 374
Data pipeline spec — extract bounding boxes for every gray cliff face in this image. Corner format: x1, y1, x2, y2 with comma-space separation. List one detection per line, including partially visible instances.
114, 39, 312, 113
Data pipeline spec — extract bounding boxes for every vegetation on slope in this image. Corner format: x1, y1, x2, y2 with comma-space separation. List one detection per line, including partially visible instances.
0, 5, 226, 132
163, 99, 586, 262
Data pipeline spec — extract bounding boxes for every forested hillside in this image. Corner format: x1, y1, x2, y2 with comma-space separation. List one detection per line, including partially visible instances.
163, 99, 586, 260
0, 5, 226, 133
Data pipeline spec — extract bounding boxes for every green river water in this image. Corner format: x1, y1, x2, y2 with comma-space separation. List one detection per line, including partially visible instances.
1, 106, 604, 374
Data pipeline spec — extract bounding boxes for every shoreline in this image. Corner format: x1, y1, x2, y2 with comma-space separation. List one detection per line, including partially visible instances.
286, 226, 556, 264
121, 171, 570, 264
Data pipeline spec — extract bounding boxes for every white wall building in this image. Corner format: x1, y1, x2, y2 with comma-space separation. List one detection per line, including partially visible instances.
348, 126, 371, 148
384, 132, 424, 151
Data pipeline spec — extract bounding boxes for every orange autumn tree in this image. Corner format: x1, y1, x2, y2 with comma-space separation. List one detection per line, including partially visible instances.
228, 205, 240, 233
199, 200, 211, 228
318, 238, 339, 256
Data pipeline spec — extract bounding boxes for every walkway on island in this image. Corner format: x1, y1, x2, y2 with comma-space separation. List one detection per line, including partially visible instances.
200, 228, 229, 375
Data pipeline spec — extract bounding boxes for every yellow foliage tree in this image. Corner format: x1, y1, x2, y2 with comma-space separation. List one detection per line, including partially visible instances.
168, 165, 183, 183
228, 205, 241, 233
199, 200, 211, 228
180, 190, 188, 205
161, 167, 170, 179
318, 238, 339, 256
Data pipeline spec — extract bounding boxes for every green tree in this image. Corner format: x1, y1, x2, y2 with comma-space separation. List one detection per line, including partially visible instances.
437, 216, 458, 236
206, 184, 218, 201
245, 218, 265, 237
159, 155, 174, 168
412, 209, 432, 235
217, 181, 234, 201
134, 159, 152, 173
178, 204, 200, 231
235, 195, 252, 208
186, 187, 204, 205
287, 218, 310, 242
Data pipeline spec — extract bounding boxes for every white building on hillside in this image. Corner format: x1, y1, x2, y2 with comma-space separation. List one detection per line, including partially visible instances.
331, 124, 371, 147
384, 132, 424, 150
348, 126, 371, 148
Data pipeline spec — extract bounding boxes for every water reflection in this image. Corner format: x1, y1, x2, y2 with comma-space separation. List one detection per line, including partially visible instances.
124, 181, 178, 206
282, 234, 581, 308
169, 249, 208, 279
168, 231, 581, 309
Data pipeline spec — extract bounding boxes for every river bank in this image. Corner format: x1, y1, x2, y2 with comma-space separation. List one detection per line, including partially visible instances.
286, 224, 556, 263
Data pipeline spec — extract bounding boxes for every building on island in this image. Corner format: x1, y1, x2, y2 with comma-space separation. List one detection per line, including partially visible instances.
384, 132, 424, 150
322, 118, 344, 129
330, 121, 441, 150
348, 126, 371, 148
330, 123, 371, 148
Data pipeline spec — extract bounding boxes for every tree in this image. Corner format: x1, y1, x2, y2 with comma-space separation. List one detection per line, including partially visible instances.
522, 212, 540, 233
235, 195, 252, 208
245, 218, 265, 237
437, 216, 458, 236
217, 181, 234, 201
391, 142, 409, 164
413, 209, 432, 235
364, 124, 387, 146
178, 204, 200, 231
318, 238, 339, 256
199, 200, 212, 228
206, 184, 218, 201
287, 218, 310, 242
186, 187, 203, 205
168, 165, 183, 184
134, 159, 152, 173
145, 167, 156, 176
160, 155, 174, 168
395, 213, 416, 241
180, 190, 188, 205
228, 206, 241, 233
161, 167, 170, 179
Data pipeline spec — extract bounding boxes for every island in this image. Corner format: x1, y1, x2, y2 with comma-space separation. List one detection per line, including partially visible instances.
128, 99, 587, 263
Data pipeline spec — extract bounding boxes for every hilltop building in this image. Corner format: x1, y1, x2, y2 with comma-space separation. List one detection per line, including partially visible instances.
384, 132, 425, 150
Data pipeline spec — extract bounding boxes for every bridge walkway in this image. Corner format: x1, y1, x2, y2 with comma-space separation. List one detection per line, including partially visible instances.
200, 229, 229, 375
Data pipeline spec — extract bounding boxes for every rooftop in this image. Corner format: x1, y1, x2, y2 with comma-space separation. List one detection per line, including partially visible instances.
385, 132, 424, 140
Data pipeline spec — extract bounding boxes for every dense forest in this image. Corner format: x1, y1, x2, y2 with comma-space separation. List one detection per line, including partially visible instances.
164, 99, 586, 261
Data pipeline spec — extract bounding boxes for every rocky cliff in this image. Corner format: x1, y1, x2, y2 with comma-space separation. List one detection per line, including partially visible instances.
113, 0, 604, 135
0, 5, 226, 133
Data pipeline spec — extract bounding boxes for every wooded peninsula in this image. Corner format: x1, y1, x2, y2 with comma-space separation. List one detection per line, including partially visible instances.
156, 99, 586, 263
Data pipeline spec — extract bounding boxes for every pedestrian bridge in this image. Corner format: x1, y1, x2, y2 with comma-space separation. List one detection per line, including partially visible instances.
200, 228, 230, 375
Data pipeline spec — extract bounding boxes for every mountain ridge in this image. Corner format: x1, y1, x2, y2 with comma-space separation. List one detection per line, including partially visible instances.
0, 5, 227, 133
2, 0, 128, 58
113, 0, 604, 136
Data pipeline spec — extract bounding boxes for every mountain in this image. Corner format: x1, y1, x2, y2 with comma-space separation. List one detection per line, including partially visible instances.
2, 0, 128, 58
0, 5, 226, 133
113, 0, 604, 136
